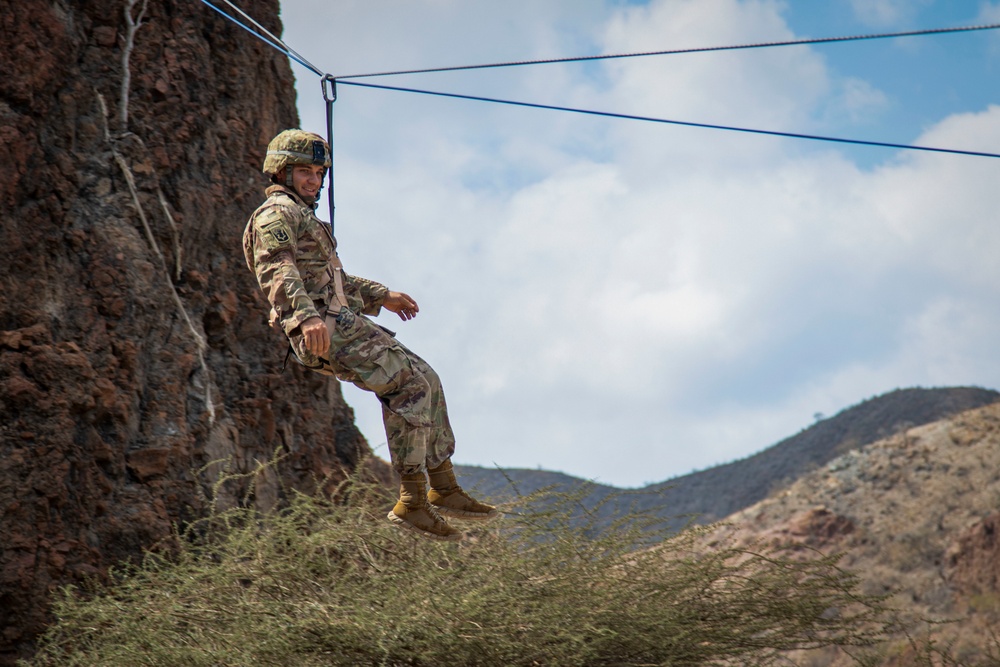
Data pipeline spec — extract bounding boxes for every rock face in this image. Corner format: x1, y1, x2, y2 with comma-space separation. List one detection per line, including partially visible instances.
945, 512, 1000, 599
0, 2, 379, 661
710, 401, 1000, 665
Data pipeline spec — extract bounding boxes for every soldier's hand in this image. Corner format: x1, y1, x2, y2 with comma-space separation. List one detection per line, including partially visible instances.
300, 316, 330, 356
383, 291, 420, 321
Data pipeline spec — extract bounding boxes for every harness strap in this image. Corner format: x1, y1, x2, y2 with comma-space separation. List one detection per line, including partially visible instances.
314, 253, 349, 310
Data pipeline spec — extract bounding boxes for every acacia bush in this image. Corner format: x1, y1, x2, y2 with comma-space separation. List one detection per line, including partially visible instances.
26, 477, 899, 667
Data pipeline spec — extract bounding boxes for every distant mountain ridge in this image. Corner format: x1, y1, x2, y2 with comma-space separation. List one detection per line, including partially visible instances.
457, 386, 1000, 528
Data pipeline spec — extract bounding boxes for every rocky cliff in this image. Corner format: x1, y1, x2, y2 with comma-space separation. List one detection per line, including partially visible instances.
710, 401, 1000, 664
0, 2, 379, 661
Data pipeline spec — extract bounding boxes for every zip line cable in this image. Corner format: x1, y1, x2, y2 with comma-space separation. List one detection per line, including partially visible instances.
339, 80, 1000, 160
196, 0, 1000, 90
196, 0, 323, 76
196, 0, 1000, 161
215, 0, 321, 76
335, 22, 1000, 80
196, 0, 336, 224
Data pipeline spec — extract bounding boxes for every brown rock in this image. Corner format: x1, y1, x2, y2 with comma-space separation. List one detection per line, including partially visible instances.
787, 506, 855, 543
0, 2, 389, 663
92, 26, 117, 47
126, 448, 172, 480
944, 512, 1000, 597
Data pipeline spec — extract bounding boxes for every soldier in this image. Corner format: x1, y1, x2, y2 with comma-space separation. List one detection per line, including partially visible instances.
243, 129, 498, 542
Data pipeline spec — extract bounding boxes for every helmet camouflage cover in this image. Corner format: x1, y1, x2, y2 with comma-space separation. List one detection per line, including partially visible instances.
262, 129, 332, 176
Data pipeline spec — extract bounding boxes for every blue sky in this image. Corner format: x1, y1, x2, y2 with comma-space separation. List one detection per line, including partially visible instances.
782, 1, 999, 162
272, 0, 1000, 487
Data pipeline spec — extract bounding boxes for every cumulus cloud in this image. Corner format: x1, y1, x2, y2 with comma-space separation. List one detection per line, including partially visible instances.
981, 1, 1000, 24
279, 0, 1000, 486
847, 0, 932, 27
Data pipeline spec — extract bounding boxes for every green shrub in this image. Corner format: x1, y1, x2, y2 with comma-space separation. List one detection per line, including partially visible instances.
26, 478, 896, 667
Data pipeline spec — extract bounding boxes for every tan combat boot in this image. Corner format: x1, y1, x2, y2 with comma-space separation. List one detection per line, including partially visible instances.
427, 460, 500, 521
387, 473, 462, 542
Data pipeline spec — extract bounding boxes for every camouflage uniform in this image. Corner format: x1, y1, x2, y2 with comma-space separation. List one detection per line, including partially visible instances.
243, 184, 456, 474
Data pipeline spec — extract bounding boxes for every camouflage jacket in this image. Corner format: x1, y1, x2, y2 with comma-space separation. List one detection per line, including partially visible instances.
243, 185, 388, 336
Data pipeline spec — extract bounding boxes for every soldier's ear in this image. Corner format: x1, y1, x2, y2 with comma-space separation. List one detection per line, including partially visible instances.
274, 167, 286, 183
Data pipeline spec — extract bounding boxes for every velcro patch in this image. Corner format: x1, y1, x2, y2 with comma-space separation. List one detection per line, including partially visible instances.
259, 218, 294, 251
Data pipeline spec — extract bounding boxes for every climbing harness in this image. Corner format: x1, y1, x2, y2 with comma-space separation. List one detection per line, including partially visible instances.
315, 252, 349, 313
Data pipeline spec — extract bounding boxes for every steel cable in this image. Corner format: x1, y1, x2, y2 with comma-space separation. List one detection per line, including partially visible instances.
195, 0, 1000, 160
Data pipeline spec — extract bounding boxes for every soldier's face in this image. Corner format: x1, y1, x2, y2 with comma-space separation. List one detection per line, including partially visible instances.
290, 164, 324, 204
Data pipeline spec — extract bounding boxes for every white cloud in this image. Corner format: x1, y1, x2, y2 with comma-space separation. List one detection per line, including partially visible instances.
847, 0, 931, 27
981, 1, 1000, 29
824, 77, 891, 125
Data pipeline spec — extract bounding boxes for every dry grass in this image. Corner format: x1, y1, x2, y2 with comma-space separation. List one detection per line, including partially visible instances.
25, 477, 907, 667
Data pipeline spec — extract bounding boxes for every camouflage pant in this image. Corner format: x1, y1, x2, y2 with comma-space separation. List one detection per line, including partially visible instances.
290, 307, 456, 474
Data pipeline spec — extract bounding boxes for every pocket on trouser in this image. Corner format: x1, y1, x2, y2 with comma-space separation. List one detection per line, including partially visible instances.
289, 333, 337, 376
288, 308, 343, 376
334, 334, 432, 427
337, 341, 409, 395
290, 332, 315, 365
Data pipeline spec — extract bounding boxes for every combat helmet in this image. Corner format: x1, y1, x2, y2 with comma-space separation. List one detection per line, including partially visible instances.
262, 129, 331, 188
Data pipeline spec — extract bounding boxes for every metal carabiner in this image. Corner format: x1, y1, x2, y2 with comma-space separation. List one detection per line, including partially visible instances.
321, 74, 337, 235
321, 74, 337, 103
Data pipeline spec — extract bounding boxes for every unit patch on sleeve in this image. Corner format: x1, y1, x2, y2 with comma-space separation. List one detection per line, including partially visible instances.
269, 225, 291, 244
256, 210, 294, 251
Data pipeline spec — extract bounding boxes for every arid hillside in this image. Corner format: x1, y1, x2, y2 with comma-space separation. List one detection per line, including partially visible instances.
710, 400, 1000, 664
0, 2, 383, 662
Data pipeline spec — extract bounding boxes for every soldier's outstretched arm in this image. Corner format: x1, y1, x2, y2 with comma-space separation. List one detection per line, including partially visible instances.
382, 291, 419, 321
342, 273, 390, 316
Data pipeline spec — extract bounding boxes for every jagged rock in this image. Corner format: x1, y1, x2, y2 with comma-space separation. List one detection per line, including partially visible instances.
0, 2, 386, 662
787, 506, 855, 544
710, 401, 1000, 665
944, 512, 1000, 597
